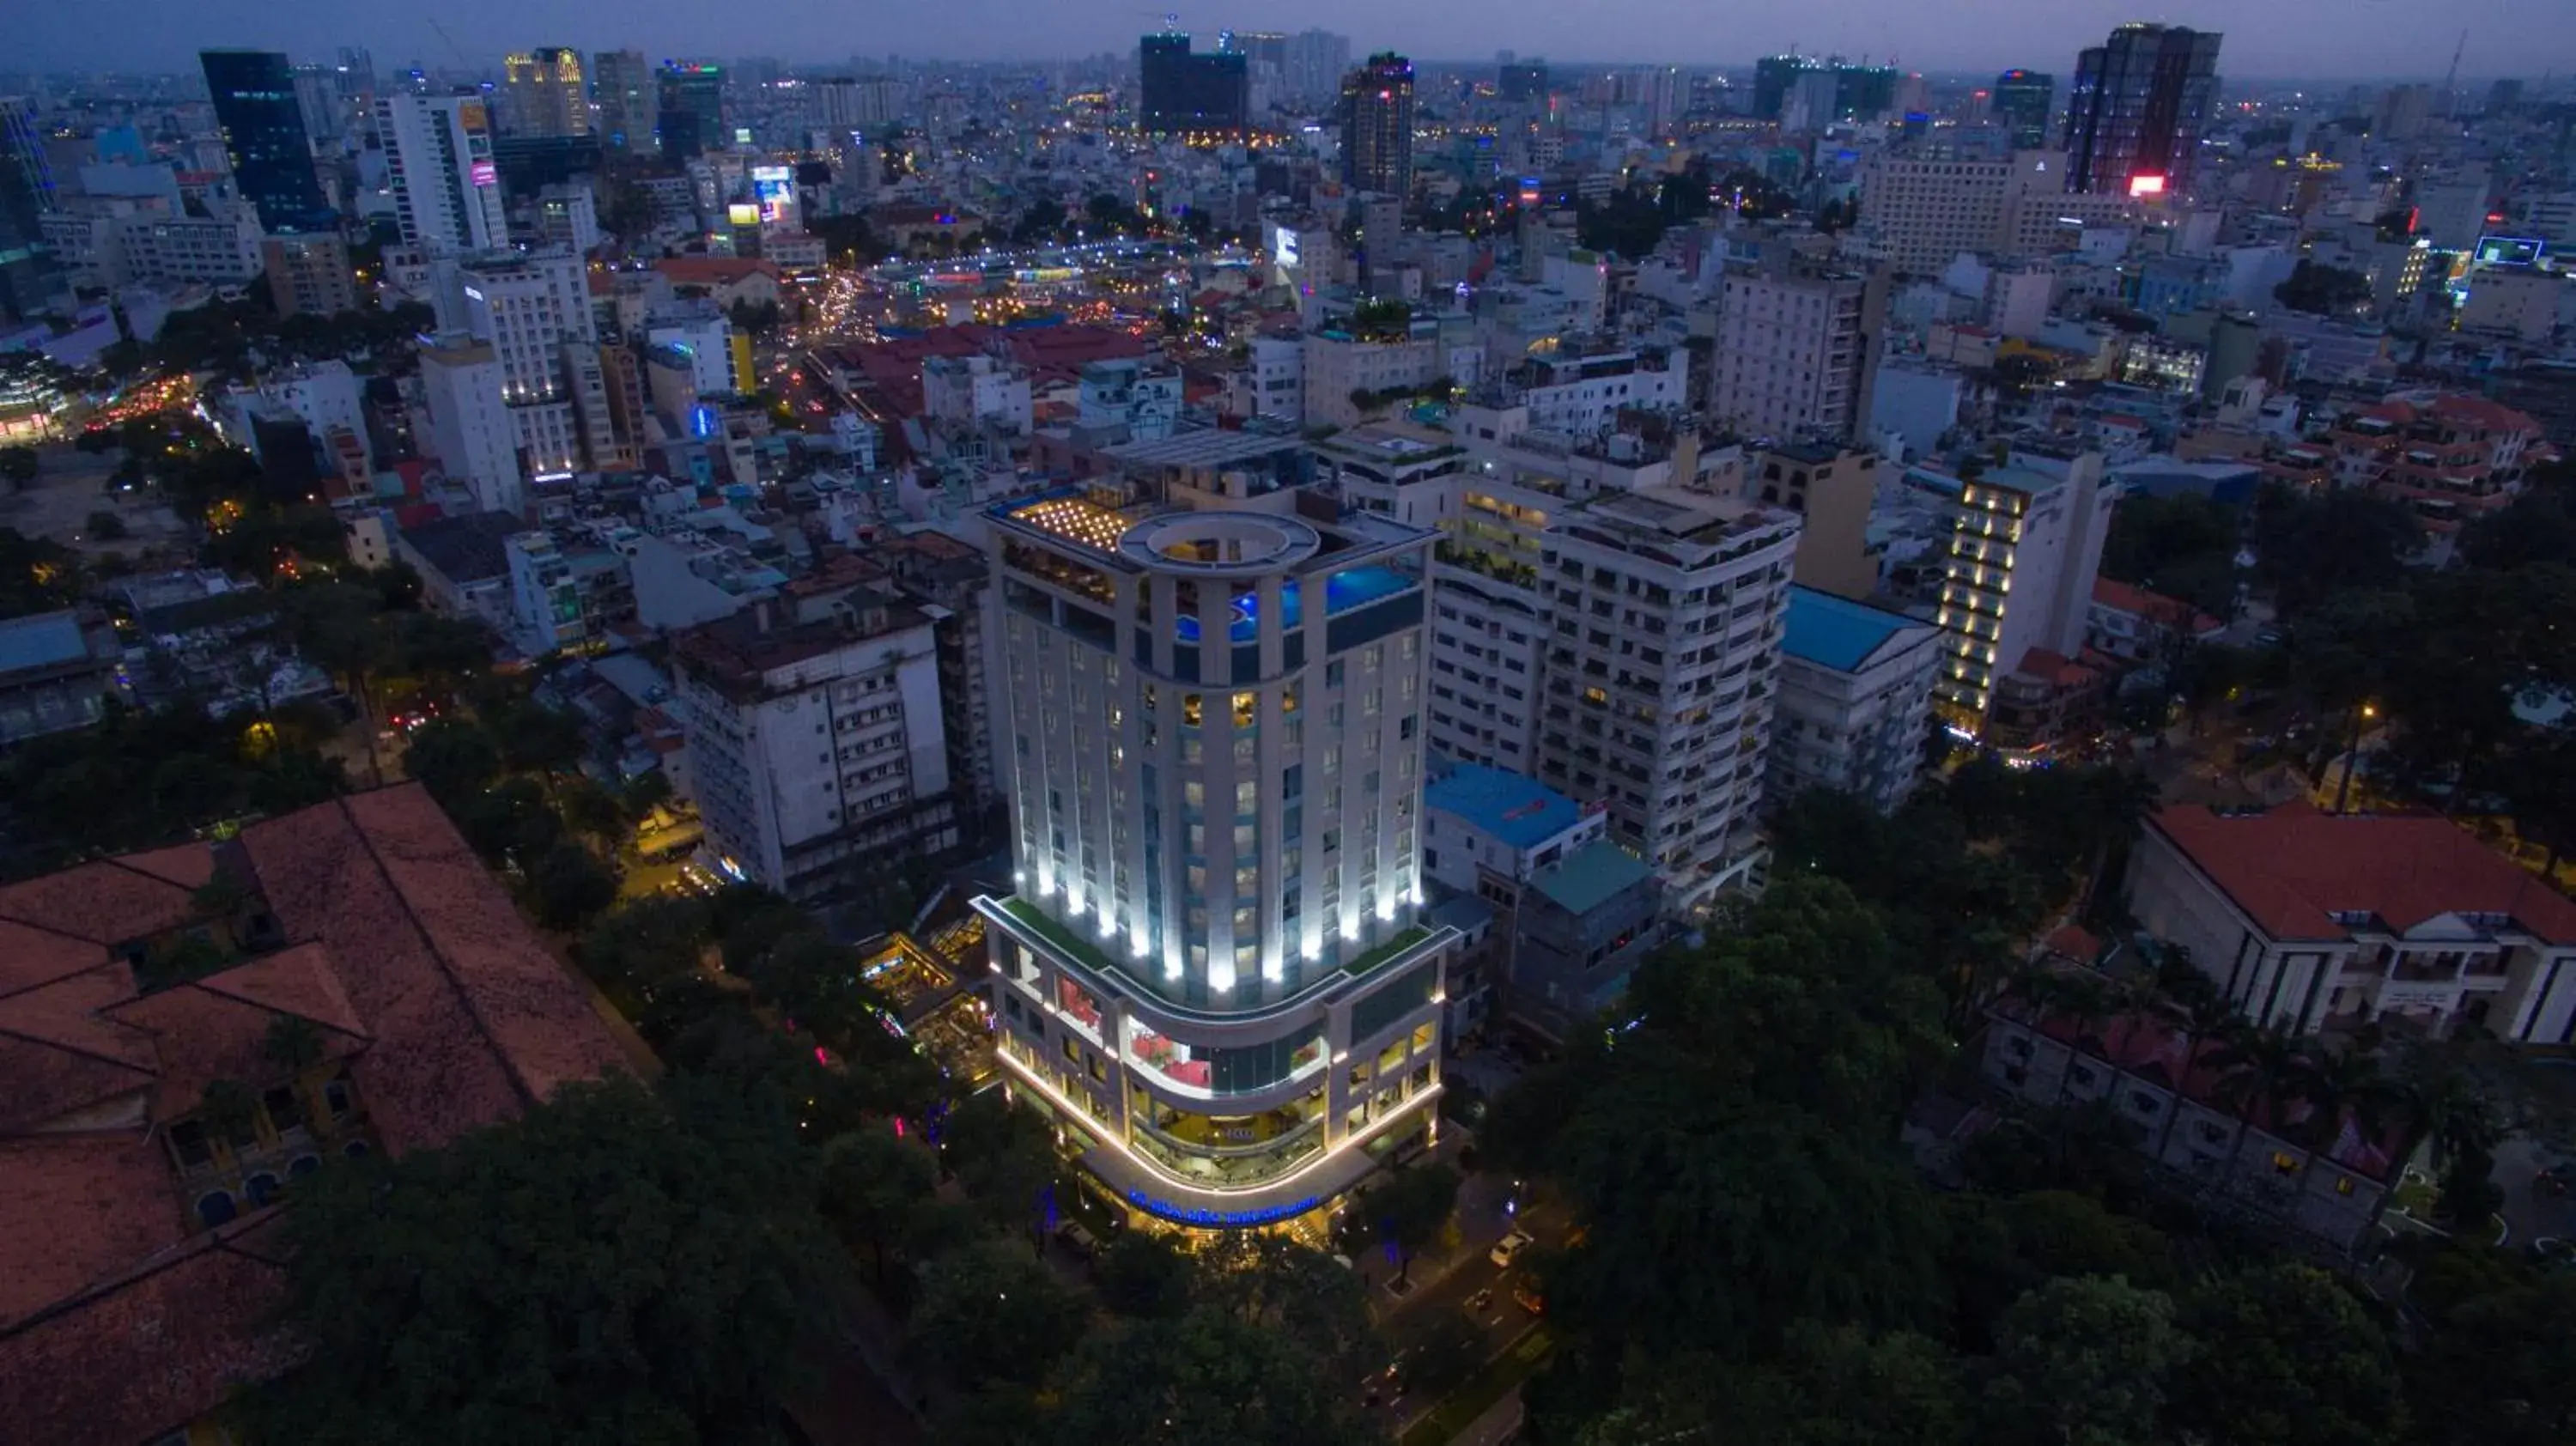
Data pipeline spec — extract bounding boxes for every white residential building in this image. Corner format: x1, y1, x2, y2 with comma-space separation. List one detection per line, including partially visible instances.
1931, 453, 2116, 733
1421, 762, 1606, 900
376, 94, 510, 255
440, 249, 598, 475
974, 475, 1455, 1227
1706, 256, 1886, 443
673, 574, 957, 901
1538, 489, 1801, 908
222, 361, 369, 470
42, 204, 267, 288
1077, 357, 1183, 442
533, 181, 600, 254
1770, 585, 1941, 815
1512, 342, 1689, 436
2130, 803, 2576, 1046
920, 353, 1033, 434
1858, 149, 2063, 275
417, 343, 522, 516
1239, 333, 1304, 423
1329, 406, 1755, 808
1304, 326, 1440, 429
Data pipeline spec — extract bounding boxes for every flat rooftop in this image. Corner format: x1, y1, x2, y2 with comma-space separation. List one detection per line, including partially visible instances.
1103, 428, 1309, 470
1426, 763, 1586, 850
1781, 586, 1931, 672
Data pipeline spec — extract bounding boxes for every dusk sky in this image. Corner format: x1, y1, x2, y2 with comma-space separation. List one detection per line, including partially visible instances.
13, 0, 2573, 79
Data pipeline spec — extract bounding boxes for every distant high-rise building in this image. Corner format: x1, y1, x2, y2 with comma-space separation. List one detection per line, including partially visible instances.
1280, 29, 1352, 108
1340, 53, 1415, 197
434, 248, 597, 477
1498, 59, 1549, 104
592, 49, 655, 154
813, 76, 903, 136
1138, 32, 1249, 137
334, 46, 375, 101
1993, 69, 2054, 148
656, 61, 726, 161
375, 94, 509, 255
200, 49, 332, 232
2486, 78, 2525, 114
1752, 55, 1817, 118
2063, 23, 2222, 197
504, 47, 591, 137
262, 233, 355, 316
1833, 64, 1899, 121
0, 96, 63, 321
290, 64, 340, 145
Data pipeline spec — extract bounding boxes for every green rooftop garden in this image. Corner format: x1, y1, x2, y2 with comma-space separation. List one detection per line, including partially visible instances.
1343, 924, 1433, 978
997, 896, 1119, 977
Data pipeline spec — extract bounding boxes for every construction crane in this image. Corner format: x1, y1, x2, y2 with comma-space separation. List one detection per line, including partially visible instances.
423, 17, 476, 75
2441, 30, 2468, 116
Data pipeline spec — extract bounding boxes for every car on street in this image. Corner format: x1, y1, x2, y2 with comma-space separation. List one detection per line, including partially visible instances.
1488, 1230, 1534, 1268
1464, 1287, 1496, 1318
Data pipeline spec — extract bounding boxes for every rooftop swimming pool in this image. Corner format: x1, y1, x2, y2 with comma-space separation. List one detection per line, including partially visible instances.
1171, 565, 1418, 643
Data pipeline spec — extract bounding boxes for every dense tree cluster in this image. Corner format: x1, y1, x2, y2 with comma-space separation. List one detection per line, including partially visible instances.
1484, 851, 2562, 1445
96, 293, 434, 386
2273, 259, 2377, 317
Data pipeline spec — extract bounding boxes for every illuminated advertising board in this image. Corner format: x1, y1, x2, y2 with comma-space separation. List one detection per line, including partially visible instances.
470, 160, 497, 188
2129, 174, 2167, 197
2473, 235, 2545, 267
750, 165, 795, 225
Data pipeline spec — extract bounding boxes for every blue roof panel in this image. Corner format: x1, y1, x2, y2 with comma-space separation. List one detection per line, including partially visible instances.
1425, 763, 1584, 850
1780, 586, 1923, 673
0, 611, 90, 673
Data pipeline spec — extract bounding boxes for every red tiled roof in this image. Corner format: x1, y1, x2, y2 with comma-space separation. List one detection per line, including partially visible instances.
1994, 995, 2404, 1180
113, 844, 220, 891
2011, 647, 2101, 689
240, 787, 629, 1154
2152, 801, 2576, 944
0, 1135, 187, 1329
2091, 578, 2223, 636
0, 786, 631, 1443
0, 919, 111, 1001
0, 969, 158, 1134
654, 256, 781, 287
0, 859, 204, 950
0, 1212, 300, 1446
104, 962, 369, 1121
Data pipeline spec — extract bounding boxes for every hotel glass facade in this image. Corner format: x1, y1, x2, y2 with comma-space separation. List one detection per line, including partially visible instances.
975, 477, 1453, 1226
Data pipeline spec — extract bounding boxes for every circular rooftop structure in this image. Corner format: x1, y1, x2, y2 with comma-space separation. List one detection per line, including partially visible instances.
1118, 512, 1321, 577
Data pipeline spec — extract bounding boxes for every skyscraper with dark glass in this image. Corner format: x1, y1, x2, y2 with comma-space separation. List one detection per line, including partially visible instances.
1138, 32, 1249, 137
0, 96, 63, 321
656, 61, 726, 161
1339, 54, 1414, 196
1993, 70, 2055, 149
1498, 59, 1549, 104
2063, 24, 2222, 197
200, 49, 333, 232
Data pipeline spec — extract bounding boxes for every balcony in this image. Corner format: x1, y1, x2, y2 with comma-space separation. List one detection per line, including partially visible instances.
1132, 1109, 1327, 1189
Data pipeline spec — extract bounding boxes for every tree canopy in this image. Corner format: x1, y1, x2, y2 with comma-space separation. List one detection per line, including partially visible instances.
248, 1073, 841, 1446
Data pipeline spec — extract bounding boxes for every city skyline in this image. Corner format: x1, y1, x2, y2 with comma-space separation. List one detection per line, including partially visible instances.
12, 2, 2575, 81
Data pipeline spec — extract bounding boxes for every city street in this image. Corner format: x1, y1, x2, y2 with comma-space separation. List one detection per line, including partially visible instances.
1357, 1167, 1567, 1437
